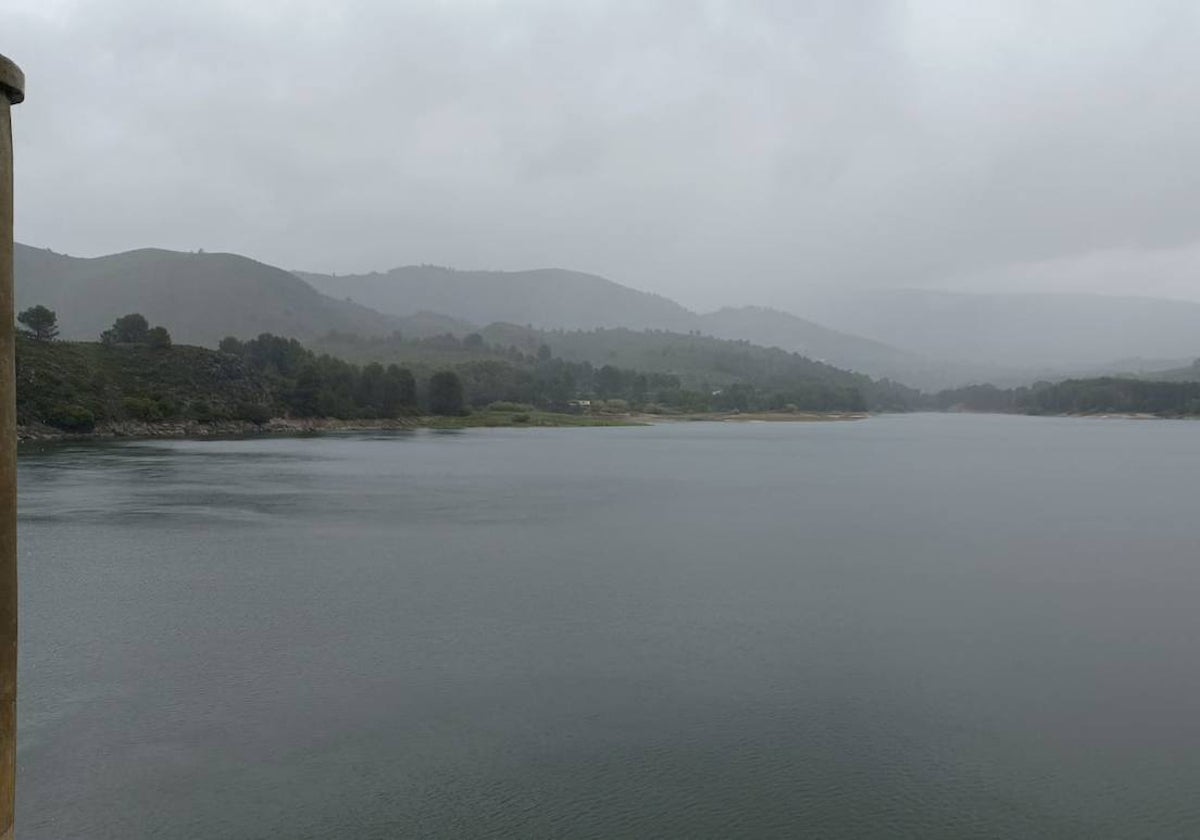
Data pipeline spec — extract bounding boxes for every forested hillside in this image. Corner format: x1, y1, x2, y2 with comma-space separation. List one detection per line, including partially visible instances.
16, 335, 278, 430
17, 319, 897, 434
313, 326, 919, 411
16, 328, 438, 432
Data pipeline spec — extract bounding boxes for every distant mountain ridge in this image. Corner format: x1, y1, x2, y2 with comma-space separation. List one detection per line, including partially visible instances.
694, 305, 948, 384
19, 243, 1200, 392
299, 265, 923, 380
16, 243, 924, 388
296, 265, 699, 332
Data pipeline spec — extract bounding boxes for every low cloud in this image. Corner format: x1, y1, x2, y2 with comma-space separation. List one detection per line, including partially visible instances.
6, 0, 1200, 309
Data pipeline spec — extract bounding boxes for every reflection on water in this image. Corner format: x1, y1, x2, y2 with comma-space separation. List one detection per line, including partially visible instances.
17, 416, 1200, 839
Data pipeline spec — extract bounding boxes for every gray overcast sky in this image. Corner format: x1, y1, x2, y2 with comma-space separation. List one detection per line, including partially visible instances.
6, 0, 1200, 310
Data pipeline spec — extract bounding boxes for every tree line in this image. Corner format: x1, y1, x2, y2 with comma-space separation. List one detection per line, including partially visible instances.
14, 311, 478, 431
17, 306, 174, 348
930, 377, 1200, 416
16, 306, 892, 429
217, 333, 467, 418
317, 329, 884, 412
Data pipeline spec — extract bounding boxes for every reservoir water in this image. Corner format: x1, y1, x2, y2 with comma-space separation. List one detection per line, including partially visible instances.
15, 414, 1200, 838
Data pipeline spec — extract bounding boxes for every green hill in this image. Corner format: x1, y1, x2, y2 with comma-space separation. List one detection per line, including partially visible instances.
15, 335, 276, 430
313, 325, 919, 411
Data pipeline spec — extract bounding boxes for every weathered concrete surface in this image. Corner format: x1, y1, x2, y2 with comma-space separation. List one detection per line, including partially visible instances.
0, 51, 23, 840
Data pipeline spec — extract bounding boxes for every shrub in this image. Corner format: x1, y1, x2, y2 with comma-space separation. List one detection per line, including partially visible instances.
153, 396, 180, 419
233, 401, 273, 425
428, 371, 466, 416
101, 313, 150, 344
189, 399, 215, 423
122, 397, 163, 422
146, 326, 172, 350
46, 404, 95, 432
487, 401, 534, 413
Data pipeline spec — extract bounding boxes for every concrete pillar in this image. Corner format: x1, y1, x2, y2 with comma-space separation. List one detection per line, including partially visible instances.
0, 52, 24, 840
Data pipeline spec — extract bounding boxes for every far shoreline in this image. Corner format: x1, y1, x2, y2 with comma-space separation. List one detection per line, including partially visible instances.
16, 410, 871, 445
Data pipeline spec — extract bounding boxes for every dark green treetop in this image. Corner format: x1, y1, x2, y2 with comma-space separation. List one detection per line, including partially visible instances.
101, 313, 150, 344
428, 370, 466, 416
17, 305, 58, 341
146, 326, 172, 350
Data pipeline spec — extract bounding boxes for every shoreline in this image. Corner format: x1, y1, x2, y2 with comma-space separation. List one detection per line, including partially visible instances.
17, 410, 869, 444
641, 411, 869, 423
947, 409, 1193, 420
16, 413, 637, 444
17, 416, 424, 444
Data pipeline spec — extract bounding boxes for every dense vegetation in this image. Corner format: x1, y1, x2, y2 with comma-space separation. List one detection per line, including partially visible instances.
216, 334, 421, 419
314, 326, 918, 412
22, 302, 1200, 434
16, 335, 274, 431
931, 377, 1200, 416
17, 327, 893, 434
16, 315, 433, 432
248, 329, 895, 414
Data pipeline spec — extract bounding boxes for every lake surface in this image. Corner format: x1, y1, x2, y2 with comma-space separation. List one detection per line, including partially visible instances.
15, 414, 1200, 838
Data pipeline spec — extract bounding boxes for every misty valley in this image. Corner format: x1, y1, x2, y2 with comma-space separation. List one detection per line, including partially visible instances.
14, 244, 1200, 441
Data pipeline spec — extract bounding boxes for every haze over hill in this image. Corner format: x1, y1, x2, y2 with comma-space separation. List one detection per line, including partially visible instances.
800, 289, 1200, 371
16, 243, 925, 389
296, 266, 698, 333
300, 265, 931, 381
301, 263, 1200, 387
694, 306, 980, 389
16, 3, 1200, 315
18, 242, 1200, 391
